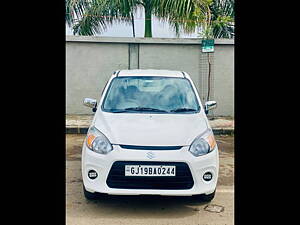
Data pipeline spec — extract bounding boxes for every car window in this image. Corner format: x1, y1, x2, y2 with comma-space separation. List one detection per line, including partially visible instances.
102, 76, 200, 113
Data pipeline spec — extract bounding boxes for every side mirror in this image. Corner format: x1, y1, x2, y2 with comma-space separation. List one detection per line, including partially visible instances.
204, 101, 217, 114
83, 98, 97, 112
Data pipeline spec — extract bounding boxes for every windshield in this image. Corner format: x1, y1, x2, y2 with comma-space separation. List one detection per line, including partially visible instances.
102, 76, 200, 113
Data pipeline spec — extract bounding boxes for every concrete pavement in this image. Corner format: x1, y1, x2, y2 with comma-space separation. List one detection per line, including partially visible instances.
66, 134, 234, 225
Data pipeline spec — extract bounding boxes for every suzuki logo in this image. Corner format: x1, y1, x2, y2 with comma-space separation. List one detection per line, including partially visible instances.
146, 151, 155, 159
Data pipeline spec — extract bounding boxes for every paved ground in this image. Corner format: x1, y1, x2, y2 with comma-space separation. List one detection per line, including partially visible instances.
66, 115, 234, 135
66, 134, 234, 225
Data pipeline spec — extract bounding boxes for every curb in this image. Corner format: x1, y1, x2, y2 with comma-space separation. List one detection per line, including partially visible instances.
66, 127, 89, 134
212, 128, 234, 135
66, 127, 234, 135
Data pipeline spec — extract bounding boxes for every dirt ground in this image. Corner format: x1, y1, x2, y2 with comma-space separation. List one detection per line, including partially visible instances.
66, 134, 234, 225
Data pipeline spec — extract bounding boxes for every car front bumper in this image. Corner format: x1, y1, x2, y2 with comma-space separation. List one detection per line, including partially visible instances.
82, 144, 219, 196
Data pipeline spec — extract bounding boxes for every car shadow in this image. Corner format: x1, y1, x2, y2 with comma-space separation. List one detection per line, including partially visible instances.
76, 194, 210, 219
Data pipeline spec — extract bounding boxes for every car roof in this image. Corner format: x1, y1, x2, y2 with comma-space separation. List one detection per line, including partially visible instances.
116, 69, 186, 78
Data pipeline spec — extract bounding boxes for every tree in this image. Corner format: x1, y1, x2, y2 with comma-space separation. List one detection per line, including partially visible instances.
65, 0, 210, 37
210, 0, 234, 38
154, 0, 235, 38
192, 0, 234, 39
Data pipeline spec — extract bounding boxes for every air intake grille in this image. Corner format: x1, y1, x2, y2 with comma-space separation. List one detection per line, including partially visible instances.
106, 161, 194, 190
119, 145, 183, 150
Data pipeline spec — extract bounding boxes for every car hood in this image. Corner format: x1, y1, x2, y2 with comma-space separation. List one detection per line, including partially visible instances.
93, 111, 209, 146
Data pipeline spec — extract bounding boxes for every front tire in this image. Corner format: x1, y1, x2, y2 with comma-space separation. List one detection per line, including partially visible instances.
201, 190, 216, 202
194, 190, 216, 202
83, 185, 98, 200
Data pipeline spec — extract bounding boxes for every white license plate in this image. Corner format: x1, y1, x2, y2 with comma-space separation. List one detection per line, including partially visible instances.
125, 165, 176, 176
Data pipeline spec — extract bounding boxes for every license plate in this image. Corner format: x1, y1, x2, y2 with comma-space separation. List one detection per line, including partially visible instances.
125, 165, 176, 176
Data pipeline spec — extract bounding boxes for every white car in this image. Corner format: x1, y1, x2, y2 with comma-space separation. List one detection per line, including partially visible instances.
82, 69, 219, 202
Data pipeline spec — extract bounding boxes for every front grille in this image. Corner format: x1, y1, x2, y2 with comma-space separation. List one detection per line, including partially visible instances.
119, 145, 183, 150
106, 161, 194, 190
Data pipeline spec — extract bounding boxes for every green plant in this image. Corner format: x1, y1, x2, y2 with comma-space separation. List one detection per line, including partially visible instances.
199, 0, 234, 39
211, 0, 234, 38
65, 0, 210, 37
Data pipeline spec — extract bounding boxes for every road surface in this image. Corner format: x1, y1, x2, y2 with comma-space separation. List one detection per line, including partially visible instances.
66, 134, 234, 225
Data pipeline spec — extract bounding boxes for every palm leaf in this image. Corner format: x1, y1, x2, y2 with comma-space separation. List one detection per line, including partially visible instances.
65, 0, 221, 37
66, 0, 137, 35
210, 0, 234, 38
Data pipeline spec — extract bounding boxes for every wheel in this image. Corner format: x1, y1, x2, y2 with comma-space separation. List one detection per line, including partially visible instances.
193, 190, 216, 202
83, 184, 98, 200
201, 190, 216, 202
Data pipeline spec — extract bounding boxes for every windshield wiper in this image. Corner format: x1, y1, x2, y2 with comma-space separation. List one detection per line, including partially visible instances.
109, 109, 128, 113
124, 107, 168, 112
170, 108, 197, 112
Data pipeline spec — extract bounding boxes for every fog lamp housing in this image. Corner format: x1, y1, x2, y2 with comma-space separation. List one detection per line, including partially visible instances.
203, 172, 213, 181
88, 170, 98, 180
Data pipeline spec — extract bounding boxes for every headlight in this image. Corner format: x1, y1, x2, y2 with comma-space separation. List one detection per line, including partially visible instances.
86, 126, 113, 154
189, 129, 216, 157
